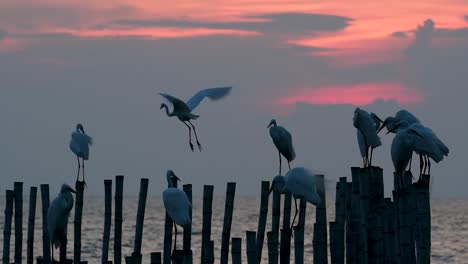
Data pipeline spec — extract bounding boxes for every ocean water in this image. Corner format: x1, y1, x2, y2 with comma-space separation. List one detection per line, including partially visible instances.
0, 196, 467, 263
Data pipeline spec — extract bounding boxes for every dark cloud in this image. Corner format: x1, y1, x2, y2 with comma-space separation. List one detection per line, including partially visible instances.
108, 13, 351, 35
391, 31, 407, 38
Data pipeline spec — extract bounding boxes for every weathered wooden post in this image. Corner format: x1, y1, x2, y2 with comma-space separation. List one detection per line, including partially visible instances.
150, 252, 162, 264
280, 192, 292, 264
2, 190, 14, 264
125, 256, 136, 264
246, 231, 257, 264
102, 179, 113, 264
334, 178, 347, 264
131, 178, 149, 264
256, 181, 270, 263
415, 174, 431, 264
267, 231, 278, 264
392, 190, 401, 263
14, 182, 23, 264
114, 175, 124, 264
329, 222, 338, 264
368, 167, 384, 264
294, 199, 306, 264
74, 181, 86, 263
182, 184, 192, 252
231, 237, 242, 264
201, 185, 214, 264
345, 181, 357, 264
164, 177, 178, 264
357, 168, 370, 264
27, 187, 37, 264
203, 241, 215, 264
220, 182, 236, 264
382, 198, 396, 264
396, 171, 413, 264
271, 189, 281, 264
40, 184, 51, 263
313, 174, 327, 264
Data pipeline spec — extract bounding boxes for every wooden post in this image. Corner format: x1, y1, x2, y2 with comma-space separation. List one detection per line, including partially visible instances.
392, 191, 400, 264
201, 185, 214, 264
294, 198, 306, 264
396, 171, 413, 264
163, 177, 178, 264
415, 174, 431, 264
150, 252, 162, 264
267, 231, 278, 264
27, 187, 37, 264
335, 177, 347, 264
102, 180, 113, 264
203, 241, 214, 264
74, 181, 85, 263
231, 237, 242, 264
133, 178, 149, 264
14, 182, 23, 264
2, 190, 14, 264
182, 184, 192, 251
345, 182, 356, 264
357, 168, 369, 264
114, 175, 124, 264
256, 181, 270, 263
382, 198, 396, 264
280, 192, 292, 264
271, 190, 281, 264
220, 182, 236, 264
246, 231, 257, 264
40, 184, 51, 263
329, 222, 338, 264
313, 174, 327, 264
125, 256, 136, 264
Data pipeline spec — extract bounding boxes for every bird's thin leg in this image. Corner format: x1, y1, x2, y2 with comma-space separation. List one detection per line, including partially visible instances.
278, 151, 282, 176
423, 155, 428, 176
182, 121, 194, 151
82, 159, 87, 188
290, 198, 298, 232
288, 161, 291, 171
173, 222, 178, 252
364, 137, 369, 168
408, 154, 413, 172
188, 121, 202, 151
427, 156, 431, 176
419, 154, 424, 180
76, 156, 81, 183
370, 148, 374, 167
51, 245, 54, 263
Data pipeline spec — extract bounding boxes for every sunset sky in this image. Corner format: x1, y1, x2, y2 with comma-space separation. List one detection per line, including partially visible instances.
1, 1, 467, 197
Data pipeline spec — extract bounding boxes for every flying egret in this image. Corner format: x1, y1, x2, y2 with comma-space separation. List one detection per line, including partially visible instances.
283, 167, 323, 230
163, 170, 191, 254
268, 119, 296, 175
353, 108, 382, 167
47, 184, 76, 262
69, 123, 93, 187
159, 86, 232, 151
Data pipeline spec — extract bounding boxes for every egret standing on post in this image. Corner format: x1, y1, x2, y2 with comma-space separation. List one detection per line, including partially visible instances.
159, 86, 232, 151
353, 108, 382, 167
163, 170, 191, 254
69, 123, 93, 187
47, 184, 76, 262
268, 119, 296, 175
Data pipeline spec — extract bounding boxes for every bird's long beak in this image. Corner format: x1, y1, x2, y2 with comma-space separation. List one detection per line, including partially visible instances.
374, 114, 384, 124
386, 123, 400, 134
267, 122, 272, 128
173, 174, 181, 181
68, 187, 77, 194
377, 121, 387, 134
268, 182, 275, 196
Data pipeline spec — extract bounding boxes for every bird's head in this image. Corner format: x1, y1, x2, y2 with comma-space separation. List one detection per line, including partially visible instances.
60, 184, 77, 194
378, 117, 396, 134
370, 113, 384, 126
160, 103, 167, 110
269, 175, 286, 196
267, 119, 277, 128
386, 120, 410, 134
166, 170, 181, 186
76, 123, 85, 133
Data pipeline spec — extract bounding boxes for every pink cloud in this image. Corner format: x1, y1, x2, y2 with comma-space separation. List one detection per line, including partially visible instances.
277, 82, 424, 106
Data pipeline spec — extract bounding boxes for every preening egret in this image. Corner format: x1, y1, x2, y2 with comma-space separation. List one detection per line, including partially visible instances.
268, 175, 287, 196
268, 119, 296, 175
283, 167, 323, 230
353, 108, 382, 167
159, 86, 232, 151
47, 184, 76, 261
69, 123, 93, 187
378, 109, 420, 133
163, 170, 191, 253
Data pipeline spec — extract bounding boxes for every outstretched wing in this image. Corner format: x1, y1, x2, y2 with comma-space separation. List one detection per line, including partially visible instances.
159, 93, 190, 112
185, 86, 232, 111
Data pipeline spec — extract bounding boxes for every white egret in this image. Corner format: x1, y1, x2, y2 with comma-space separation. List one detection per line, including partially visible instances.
163, 170, 191, 253
378, 109, 420, 133
69, 123, 93, 186
283, 167, 323, 230
268, 119, 296, 175
159, 86, 232, 151
268, 175, 287, 196
353, 108, 382, 167
47, 184, 76, 262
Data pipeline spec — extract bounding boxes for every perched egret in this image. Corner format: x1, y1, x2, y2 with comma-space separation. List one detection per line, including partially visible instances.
159, 86, 232, 151
283, 167, 323, 230
163, 170, 191, 253
353, 108, 382, 167
268, 175, 287, 196
47, 184, 76, 261
378, 109, 420, 133
268, 119, 296, 175
69, 123, 93, 187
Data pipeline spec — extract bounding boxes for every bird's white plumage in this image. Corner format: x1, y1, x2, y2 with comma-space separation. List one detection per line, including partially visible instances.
70, 131, 93, 160
269, 124, 296, 162
391, 126, 420, 176
399, 122, 447, 163
395, 110, 420, 124
353, 108, 381, 149
47, 184, 75, 249
284, 167, 323, 206
163, 188, 191, 228
185, 87, 232, 111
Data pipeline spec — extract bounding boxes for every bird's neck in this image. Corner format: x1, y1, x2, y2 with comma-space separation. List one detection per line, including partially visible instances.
162, 105, 176, 117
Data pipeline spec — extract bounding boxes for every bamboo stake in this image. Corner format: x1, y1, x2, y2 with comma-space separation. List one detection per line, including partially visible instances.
40, 184, 51, 264
133, 178, 149, 263
231, 237, 242, 264
221, 182, 236, 264
246, 231, 257, 264
74, 181, 86, 263
14, 182, 23, 264
102, 179, 113, 264
256, 181, 270, 263
26, 187, 37, 264
201, 185, 214, 264
114, 175, 124, 264
2, 190, 14, 264
182, 184, 192, 251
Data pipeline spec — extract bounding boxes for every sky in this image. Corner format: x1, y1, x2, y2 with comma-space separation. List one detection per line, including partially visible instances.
1, 0, 467, 198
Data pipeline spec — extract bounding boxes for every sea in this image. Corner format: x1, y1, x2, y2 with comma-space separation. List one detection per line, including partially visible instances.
0, 196, 467, 263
